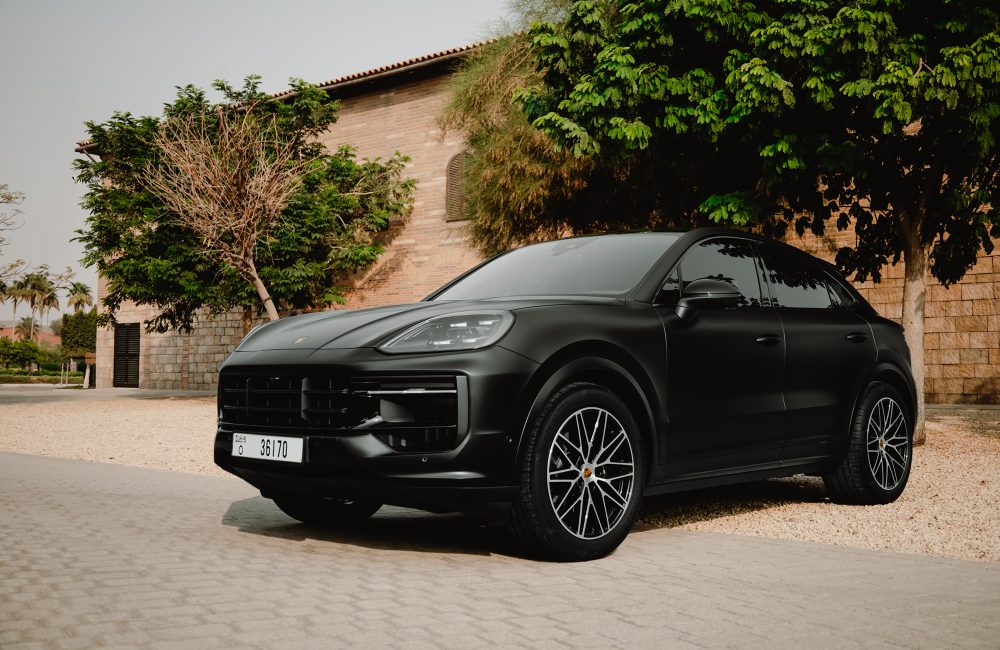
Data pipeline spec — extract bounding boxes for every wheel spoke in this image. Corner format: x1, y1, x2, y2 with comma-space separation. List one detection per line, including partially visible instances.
592, 483, 611, 535
594, 430, 627, 466
596, 479, 628, 510
884, 411, 903, 437
576, 485, 590, 536
555, 432, 584, 464
548, 465, 578, 480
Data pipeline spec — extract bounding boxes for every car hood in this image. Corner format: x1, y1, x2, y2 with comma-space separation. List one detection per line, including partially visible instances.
236, 297, 623, 351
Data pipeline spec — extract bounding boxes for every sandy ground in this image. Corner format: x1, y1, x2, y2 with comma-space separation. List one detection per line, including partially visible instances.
2, 387, 998, 562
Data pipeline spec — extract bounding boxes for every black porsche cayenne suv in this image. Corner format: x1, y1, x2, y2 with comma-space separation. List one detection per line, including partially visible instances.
215, 228, 916, 560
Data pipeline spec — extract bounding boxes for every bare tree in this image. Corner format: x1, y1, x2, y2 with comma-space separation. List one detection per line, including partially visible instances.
0, 184, 25, 254
145, 104, 311, 321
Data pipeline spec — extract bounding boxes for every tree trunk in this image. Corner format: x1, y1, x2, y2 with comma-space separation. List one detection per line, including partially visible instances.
241, 306, 254, 337
245, 260, 279, 322
901, 222, 927, 446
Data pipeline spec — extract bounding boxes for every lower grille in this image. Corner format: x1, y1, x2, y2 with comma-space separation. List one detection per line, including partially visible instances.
219, 372, 462, 452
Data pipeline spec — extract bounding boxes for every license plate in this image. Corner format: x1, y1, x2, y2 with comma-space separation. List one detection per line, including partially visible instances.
232, 433, 303, 463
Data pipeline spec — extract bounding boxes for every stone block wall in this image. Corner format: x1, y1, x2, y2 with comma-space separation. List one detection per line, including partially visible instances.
94, 274, 253, 391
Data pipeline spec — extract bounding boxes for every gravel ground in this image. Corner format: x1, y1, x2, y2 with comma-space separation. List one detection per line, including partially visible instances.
2, 387, 998, 562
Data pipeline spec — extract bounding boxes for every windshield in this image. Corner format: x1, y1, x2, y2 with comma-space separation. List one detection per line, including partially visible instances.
432, 233, 682, 300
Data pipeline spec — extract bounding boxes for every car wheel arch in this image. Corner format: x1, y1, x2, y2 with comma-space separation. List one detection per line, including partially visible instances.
867, 363, 917, 425
843, 362, 917, 448
510, 344, 660, 486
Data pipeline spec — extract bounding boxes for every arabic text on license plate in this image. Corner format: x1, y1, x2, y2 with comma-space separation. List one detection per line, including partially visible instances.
232, 433, 303, 463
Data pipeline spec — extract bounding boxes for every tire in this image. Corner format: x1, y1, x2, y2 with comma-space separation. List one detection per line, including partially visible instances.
824, 381, 913, 505
508, 382, 645, 561
272, 495, 381, 527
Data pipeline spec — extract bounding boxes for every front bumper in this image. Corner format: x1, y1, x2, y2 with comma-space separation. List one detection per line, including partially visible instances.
213, 344, 538, 511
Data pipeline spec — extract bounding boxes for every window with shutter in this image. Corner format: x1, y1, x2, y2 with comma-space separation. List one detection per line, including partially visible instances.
445, 152, 469, 221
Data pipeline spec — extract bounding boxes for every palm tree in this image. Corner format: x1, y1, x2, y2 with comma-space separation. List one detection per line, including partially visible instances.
7, 277, 31, 339
38, 288, 59, 326
14, 317, 35, 342
67, 282, 93, 313
20, 273, 47, 340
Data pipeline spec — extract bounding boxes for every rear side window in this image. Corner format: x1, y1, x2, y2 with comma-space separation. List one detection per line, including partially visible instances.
667, 238, 764, 308
758, 245, 842, 309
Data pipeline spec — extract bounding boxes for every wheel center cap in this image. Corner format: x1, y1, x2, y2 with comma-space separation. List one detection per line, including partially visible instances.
582, 466, 593, 480
879, 438, 886, 450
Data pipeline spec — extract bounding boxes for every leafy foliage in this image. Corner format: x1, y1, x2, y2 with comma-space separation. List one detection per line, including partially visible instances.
74, 77, 415, 332
442, 3, 693, 256
61, 308, 98, 358
0, 338, 42, 369
517, 0, 1000, 285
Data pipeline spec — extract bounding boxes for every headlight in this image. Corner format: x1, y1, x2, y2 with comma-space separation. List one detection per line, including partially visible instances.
377, 311, 515, 354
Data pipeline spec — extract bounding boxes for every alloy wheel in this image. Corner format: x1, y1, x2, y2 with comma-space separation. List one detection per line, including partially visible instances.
546, 407, 635, 540
866, 397, 908, 490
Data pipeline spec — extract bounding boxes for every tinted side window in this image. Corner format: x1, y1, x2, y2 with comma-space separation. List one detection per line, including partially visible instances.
759, 246, 835, 309
676, 239, 764, 308
827, 279, 856, 309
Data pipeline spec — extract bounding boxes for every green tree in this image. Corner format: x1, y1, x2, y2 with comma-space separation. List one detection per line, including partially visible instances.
441, 1, 689, 256
517, 0, 1000, 442
75, 76, 415, 333
61, 308, 97, 358
10, 341, 42, 370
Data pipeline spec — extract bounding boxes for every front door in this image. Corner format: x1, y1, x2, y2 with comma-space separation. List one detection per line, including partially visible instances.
113, 323, 140, 388
657, 238, 785, 477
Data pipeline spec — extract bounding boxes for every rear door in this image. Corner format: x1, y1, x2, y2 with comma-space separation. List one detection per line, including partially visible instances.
756, 244, 877, 463
657, 237, 785, 477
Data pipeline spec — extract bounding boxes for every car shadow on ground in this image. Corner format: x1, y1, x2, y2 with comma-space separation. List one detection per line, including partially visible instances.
635, 475, 828, 531
221, 495, 520, 557
222, 475, 830, 557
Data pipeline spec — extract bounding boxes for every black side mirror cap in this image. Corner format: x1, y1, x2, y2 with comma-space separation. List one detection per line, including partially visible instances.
676, 278, 742, 320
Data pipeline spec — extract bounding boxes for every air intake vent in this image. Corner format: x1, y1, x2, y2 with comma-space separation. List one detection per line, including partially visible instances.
219, 371, 462, 452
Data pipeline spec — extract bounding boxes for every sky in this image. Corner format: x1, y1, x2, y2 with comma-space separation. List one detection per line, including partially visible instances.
0, 0, 510, 322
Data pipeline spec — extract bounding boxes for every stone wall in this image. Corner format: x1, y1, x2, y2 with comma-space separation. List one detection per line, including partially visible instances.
95, 274, 251, 391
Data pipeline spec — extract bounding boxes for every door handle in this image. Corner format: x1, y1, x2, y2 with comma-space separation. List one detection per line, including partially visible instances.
845, 332, 868, 343
755, 334, 782, 347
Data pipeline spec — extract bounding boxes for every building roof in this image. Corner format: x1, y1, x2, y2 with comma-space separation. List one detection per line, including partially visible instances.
75, 38, 493, 154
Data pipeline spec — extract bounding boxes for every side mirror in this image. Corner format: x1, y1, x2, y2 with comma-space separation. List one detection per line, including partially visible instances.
676, 278, 742, 321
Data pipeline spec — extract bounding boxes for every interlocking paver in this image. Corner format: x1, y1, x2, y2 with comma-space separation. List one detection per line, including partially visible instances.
2, 452, 1000, 649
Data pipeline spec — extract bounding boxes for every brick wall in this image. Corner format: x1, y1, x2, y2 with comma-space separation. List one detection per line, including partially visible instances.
317, 73, 482, 308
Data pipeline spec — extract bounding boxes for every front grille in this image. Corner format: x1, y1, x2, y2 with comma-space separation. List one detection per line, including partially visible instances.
219, 372, 462, 452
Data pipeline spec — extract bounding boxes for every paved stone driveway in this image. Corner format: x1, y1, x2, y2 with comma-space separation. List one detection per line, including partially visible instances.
2, 453, 998, 649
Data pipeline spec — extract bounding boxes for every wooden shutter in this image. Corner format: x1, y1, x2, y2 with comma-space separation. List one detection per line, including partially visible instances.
445, 152, 468, 222
113, 323, 140, 388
